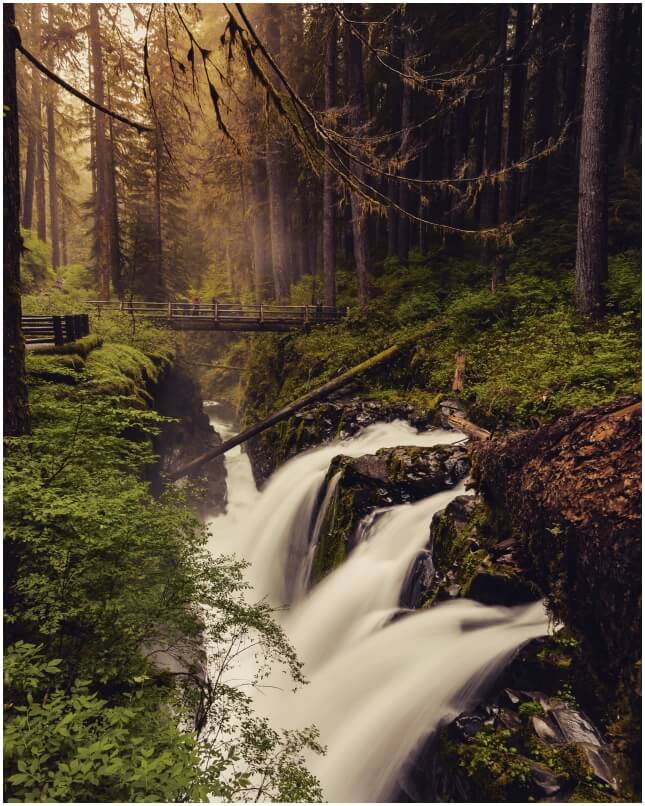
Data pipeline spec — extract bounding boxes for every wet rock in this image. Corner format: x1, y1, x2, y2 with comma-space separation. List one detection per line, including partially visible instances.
245, 396, 439, 485
309, 443, 470, 586
467, 569, 540, 606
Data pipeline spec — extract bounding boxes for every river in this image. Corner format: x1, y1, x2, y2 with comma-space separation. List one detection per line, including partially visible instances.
204, 401, 548, 802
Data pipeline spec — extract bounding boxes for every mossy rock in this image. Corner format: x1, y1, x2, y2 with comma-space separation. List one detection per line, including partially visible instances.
310, 443, 469, 586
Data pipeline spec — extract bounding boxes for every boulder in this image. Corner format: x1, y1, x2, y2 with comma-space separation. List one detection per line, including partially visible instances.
309, 443, 470, 585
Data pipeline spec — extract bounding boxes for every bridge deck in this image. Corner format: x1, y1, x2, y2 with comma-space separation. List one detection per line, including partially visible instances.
88, 301, 345, 331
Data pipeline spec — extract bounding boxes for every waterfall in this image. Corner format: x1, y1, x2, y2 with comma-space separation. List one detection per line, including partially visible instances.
204, 404, 548, 802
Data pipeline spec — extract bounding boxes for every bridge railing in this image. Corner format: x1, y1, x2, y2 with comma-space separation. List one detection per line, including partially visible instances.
22, 314, 90, 346
87, 300, 345, 325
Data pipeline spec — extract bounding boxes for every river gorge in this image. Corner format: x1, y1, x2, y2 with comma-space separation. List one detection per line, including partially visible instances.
203, 402, 550, 802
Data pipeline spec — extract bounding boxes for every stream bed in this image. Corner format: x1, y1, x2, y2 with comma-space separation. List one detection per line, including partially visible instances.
203, 402, 548, 802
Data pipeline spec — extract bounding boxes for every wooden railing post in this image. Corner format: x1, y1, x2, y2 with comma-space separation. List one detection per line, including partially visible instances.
214, 301, 219, 321
167, 301, 172, 320
260, 303, 263, 323
52, 316, 64, 346
64, 314, 76, 343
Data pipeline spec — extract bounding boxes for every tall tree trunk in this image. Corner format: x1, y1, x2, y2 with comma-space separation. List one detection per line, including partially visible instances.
264, 5, 290, 300
322, 12, 337, 307
479, 7, 508, 264
46, 88, 60, 269
45, 6, 59, 268
446, 92, 470, 256
4, 3, 31, 436
386, 14, 402, 259
574, 5, 614, 318
500, 4, 530, 223
344, 7, 371, 307
153, 128, 163, 292
89, 4, 110, 299
21, 3, 41, 232
560, 5, 586, 175
250, 157, 273, 300
397, 10, 415, 263
106, 80, 122, 297
532, 5, 562, 192
61, 204, 68, 266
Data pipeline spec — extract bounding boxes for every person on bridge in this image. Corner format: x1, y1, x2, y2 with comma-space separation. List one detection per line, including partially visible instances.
192, 295, 201, 316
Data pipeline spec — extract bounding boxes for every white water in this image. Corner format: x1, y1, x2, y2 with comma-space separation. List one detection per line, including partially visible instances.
204, 403, 548, 802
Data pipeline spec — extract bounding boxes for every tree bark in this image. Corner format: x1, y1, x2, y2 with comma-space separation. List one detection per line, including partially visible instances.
34, 6, 46, 243
264, 5, 290, 300
471, 397, 640, 703
106, 79, 122, 297
60, 204, 68, 265
574, 4, 614, 318
153, 128, 163, 294
531, 5, 562, 192
89, 4, 110, 299
344, 7, 371, 307
397, 10, 415, 263
500, 4, 530, 223
479, 6, 508, 264
250, 156, 273, 300
322, 12, 337, 307
4, 3, 31, 436
46, 87, 60, 269
21, 4, 41, 231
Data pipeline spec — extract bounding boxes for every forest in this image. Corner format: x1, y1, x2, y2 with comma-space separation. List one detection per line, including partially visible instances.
3, 2, 642, 804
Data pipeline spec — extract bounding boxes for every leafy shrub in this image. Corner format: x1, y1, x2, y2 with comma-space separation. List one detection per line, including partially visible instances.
5, 339, 324, 802
61, 262, 95, 292
607, 250, 641, 314
20, 228, 53, 292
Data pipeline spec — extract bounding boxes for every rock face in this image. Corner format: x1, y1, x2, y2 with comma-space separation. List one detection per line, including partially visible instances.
245, 395, 441, 486
309, 442, 469, 585
407, 493, 541, 610
396, 634, 626, 803
472, 397, 641, 782
151, 364, 227, 516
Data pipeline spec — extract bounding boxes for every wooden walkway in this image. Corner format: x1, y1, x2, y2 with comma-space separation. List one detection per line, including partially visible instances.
22, 314, 90, 346
88, 301, 345, 332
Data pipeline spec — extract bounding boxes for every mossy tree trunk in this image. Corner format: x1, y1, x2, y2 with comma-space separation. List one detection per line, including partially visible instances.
4, 3, 31, 436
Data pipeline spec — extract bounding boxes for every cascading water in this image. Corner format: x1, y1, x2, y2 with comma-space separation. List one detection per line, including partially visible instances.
204, 402, 548, 802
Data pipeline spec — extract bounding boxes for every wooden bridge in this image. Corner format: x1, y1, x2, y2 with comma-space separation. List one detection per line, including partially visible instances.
22, 313, 90, 346
88, 300, 346, 332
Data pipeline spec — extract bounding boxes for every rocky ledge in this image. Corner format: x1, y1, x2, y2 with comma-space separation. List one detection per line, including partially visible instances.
245, 395, 465, 486
309, 442, 469, 586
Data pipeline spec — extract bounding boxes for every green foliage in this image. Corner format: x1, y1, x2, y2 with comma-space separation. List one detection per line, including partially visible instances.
607, 250, 641, 315
456, 727, 531, 794
5, 335, 323, 802
4, 644, 203, 803
20, 229, 53, 293
518, 701, 544, 720
60, 263, 96, 292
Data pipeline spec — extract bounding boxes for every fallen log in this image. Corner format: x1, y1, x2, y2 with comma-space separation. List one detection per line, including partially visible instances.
446, 412, 490, 441
168, 325, 437, 481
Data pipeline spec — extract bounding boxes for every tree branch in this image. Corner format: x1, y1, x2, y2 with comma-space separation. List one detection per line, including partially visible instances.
15, 35, 153, 133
